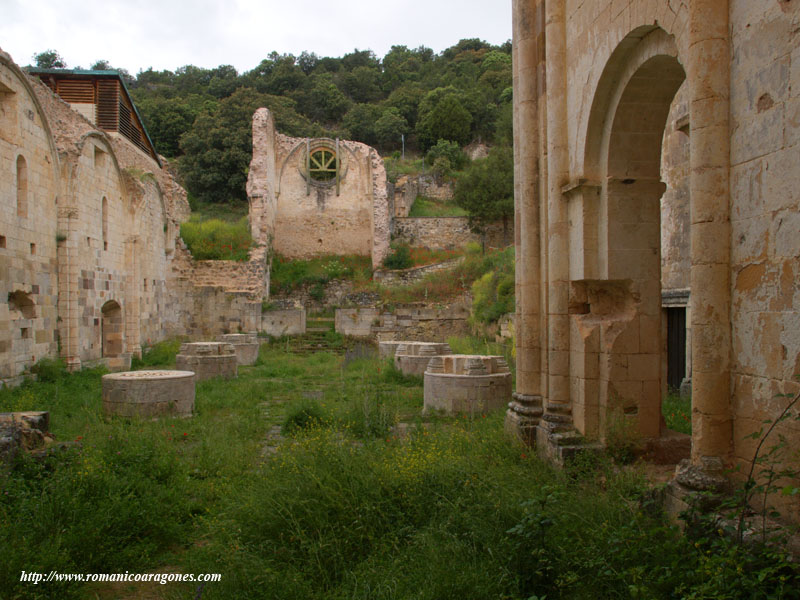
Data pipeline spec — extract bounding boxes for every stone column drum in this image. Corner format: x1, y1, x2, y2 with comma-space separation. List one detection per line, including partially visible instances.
423, 355, 512, 415
378, 341, 403, 359
394, 341, 453, 376
102, 371, 195, 418
175, 342, 238, 381
217, 333, 260, 366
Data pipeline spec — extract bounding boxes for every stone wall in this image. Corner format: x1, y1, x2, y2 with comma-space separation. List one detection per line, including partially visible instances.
335, 302, 470, 342
0, 52, 60, 381
393, 217, 512, 250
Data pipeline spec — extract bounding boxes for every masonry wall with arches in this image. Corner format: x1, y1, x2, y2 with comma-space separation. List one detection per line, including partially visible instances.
0, 48, 194, 380
509, 1, 800, 522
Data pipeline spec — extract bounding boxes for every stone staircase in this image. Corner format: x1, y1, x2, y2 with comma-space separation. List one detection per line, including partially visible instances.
289, 317, 341, 354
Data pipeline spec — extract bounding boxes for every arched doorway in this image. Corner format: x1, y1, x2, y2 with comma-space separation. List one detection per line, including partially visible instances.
101, 300, 123, 359
578, 27, 686, 441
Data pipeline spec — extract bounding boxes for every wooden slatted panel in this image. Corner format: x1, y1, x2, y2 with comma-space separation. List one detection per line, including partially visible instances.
55, 79, 95, 103
96, 80, 119, 131
117, 97, 150, 155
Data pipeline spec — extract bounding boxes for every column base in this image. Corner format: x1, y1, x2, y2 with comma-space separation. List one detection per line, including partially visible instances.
65, 357, 82, 373
664, 456, 729, 523
504, 393, 543, 446
535, 416, 602, 467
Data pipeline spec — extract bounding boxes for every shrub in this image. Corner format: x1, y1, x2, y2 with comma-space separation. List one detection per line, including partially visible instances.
131, 338, 183, 368
382, 243, 412, 270
29, 357, 67, 383
180, 216, 253, 261
282, 400, 328, 434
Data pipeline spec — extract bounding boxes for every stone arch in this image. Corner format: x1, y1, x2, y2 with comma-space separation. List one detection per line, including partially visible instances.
101, 300, 123, 358
0, 51, 61, 186
16, 154, 28, 217
575, 27, 687, 441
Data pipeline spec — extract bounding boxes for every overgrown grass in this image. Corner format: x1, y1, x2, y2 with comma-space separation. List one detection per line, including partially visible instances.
407, 195, 468, 217
180, 215, 253, 261
187, 198, 249, 223
376, 244, 512, 304
131, 338, 184, 369
270, 253, 373, 295
663, 390, 692, 434
1, 342, 796, 599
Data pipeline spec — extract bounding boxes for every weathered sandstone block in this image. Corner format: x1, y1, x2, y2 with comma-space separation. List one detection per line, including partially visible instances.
175, 342, 238, 381
217, 333, 260, 366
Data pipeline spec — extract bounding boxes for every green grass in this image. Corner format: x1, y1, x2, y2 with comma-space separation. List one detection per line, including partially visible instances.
663, 390, 692, 434
0, 341, 796, 599
375, 244, 512, 304
407, 196, 468, 217
187, 199, 249, 223
180, 215, 253, 261
270, 253, 373, 295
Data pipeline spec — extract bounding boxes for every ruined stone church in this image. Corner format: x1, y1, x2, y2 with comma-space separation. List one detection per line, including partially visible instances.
506, 0, 800, 519
0, 49, 389, 383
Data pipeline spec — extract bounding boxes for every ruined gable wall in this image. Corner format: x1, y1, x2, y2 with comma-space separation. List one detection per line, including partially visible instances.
273, 135, 374, 259
0, 51, 60, 381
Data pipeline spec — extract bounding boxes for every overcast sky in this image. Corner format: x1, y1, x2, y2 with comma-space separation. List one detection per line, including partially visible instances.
0, 0, 511, 74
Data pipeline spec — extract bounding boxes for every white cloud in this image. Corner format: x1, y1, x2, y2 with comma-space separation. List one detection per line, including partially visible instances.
0, 0, 510, 73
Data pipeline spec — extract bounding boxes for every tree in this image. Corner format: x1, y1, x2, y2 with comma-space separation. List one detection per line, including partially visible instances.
33, 50, 66, 69
374, 107, 408, 149
179, 88, 321, 204
416, 87, 473, 149
454, 145, 514, 243
342, 103, 383, 146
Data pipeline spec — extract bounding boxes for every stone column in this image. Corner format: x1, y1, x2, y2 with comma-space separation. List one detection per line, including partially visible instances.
506, 0, 544, 445
543, 0, 571, 424
687, 0, 732, 464
124, 236, 141, 358
56, 204, 80, 371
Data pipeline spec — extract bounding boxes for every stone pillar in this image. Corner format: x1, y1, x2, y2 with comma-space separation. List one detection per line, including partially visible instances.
506, 0, 544, 444
687, 0, 732, 464
543, 0, 571, 424
56, 202, 80, 371
124, 236, 141, 358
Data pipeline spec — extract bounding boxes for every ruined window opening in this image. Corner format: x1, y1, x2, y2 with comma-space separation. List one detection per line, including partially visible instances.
0, 235, 6, 249
16, 155, 28, 218
308, 148, 338, 182
101, 300, 123, 358
102, 197, 108, 251
94, 146, 106, 169
8, 290, 36, 320
30, 243, 36, 255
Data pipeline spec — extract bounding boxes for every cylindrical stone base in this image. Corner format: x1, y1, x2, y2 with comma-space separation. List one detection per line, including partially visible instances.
423, 355, 512, 415
102, 370, 195, 418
